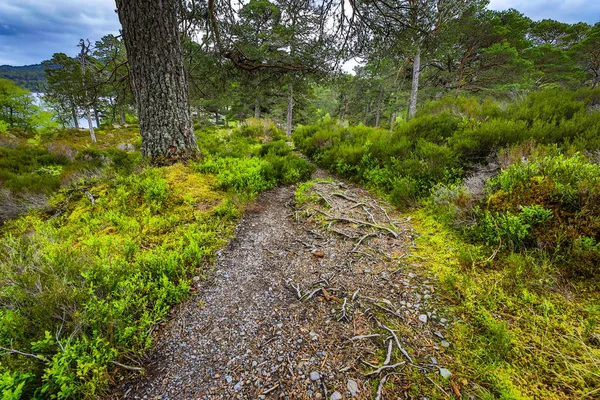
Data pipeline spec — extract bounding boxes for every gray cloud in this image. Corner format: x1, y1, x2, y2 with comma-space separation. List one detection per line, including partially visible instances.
0, 0, 120, 65
0, 0, 598, 66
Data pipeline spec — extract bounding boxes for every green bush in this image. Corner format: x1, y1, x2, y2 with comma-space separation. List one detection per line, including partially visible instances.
0, 164, 235, 398
196, 156, 275, 194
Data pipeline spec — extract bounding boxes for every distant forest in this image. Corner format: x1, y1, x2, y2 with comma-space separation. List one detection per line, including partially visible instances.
0, 64, 46, 92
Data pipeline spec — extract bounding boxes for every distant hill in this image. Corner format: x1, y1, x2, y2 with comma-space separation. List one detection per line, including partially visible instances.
0, 64, 46, 92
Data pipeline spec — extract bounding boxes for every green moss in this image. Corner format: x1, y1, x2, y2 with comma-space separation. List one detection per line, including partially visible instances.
408, 209, 600, 399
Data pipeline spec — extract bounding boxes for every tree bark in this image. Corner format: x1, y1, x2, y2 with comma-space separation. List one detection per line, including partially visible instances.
86, 108, 96, 142
94, 109, 101, 128
254, 97, 261, 119
286, 85, 293, 138
375, 86, 383, 128
120, 108, 126, 124
408, 44, 421, 120
364, 101, 370, 125
340, 94, 348, 122
116, 0, 197, 161
71, 103, 79, 129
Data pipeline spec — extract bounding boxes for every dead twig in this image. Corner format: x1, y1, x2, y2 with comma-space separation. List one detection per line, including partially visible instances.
425, 375, 451, 398
365, 362, 405, 376
302, 287, 323, 301
110, 360, 144, 371
262, 384, 280, 395
0, 345, 45, 362
349, 333, 380, 341
332, 192, 358, 202
383, 339, 393, 365
338, 297, 349, 322
316, 210, 399, 238
314, 190, 334, 208
289, 282, 302, 299
380, 324, 414, 363
375, 374, 389, 400
351, 233, 378, 253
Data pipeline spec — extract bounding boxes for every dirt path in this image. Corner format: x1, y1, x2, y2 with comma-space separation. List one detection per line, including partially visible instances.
116, 175, 453, 399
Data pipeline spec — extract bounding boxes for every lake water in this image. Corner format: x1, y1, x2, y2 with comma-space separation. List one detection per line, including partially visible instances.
32, 93, 98, 129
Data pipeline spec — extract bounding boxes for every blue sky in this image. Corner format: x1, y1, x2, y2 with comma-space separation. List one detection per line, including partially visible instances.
0, 0, 599, 66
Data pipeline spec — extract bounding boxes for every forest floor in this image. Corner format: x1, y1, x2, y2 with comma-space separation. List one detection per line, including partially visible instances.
113, 170, 456, 400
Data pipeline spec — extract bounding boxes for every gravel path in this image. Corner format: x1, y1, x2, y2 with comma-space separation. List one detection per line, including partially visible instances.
115, 176, 454, 399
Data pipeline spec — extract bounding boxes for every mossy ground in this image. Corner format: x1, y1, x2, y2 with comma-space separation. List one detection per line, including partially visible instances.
0, 162, 238, 398
409, 208, 600, 399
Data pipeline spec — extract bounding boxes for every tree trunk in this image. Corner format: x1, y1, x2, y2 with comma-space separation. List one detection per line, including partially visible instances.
375, 86, 383, 128
120, 108, 126, 124
94, 109, 101, 128
390, 112, 396, 132
72, 104, 79, 129
364, 101, 370, 125
116, 0, 197, 161
254, 97, 261, 119
286, 85, 293, 138
340, 94, 348, 122
408, 44, 421, 120
86, 108, 96, 143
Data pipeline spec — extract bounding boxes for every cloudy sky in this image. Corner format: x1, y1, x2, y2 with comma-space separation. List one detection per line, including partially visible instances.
0, 0, 599, 66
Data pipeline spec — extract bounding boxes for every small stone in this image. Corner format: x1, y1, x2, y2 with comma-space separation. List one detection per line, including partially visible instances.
192, 276, 200, 282
310, 371, 320, 381
347, 379, 359, 396
330, 391, 342, 400
234, 381, 242, 391
431, 356, 438, 364
441, 340, 450, 348
408, 272, 416, 278
225, 375, 233, 383
439, 368, 452, 379
434, 331, 444, 339
252, 361, 258, 367
315, 394, 322, 399
418, 314, 428, 323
